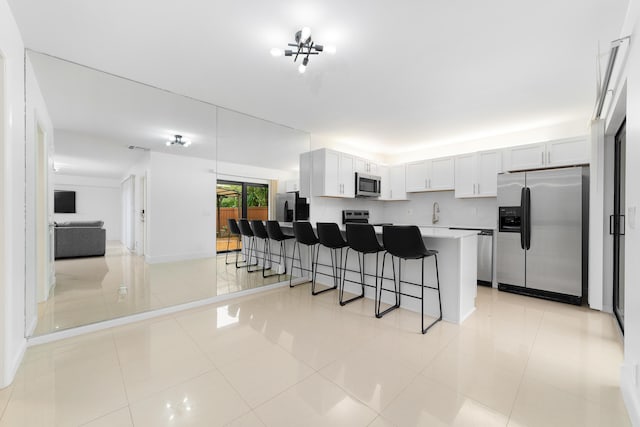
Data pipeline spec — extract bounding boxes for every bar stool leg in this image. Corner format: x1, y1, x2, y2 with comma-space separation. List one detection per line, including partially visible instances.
225, 235, 232, 264
339, 249, 366, 306
376, 253, 401, 318
312, 245, 338, 296
421, 254, 443, 334
235, 236, 249, 268
289, 240, 308, 288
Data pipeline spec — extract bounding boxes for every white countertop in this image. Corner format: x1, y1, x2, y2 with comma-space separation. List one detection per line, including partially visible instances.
279, 222, 476, 239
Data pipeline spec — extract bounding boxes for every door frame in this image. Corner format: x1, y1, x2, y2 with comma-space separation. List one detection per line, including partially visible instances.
613, 119, 626, 332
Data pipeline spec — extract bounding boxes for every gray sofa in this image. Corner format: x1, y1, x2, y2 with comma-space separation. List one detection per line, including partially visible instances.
54, 221, 106, 259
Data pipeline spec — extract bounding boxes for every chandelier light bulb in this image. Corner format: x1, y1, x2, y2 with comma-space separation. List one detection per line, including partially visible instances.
325, 45, 337, 54
298, 63, 307, 74
270, 48, 283, 57
165, 141, 172, 146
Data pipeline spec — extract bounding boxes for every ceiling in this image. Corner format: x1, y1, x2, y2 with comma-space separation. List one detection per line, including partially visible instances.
9, 0, 630, 155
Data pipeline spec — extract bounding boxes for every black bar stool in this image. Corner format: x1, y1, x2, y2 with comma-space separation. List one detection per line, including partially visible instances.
265, 220, 295, 278
290, 221, 320, 288
226, 218, 246, 268
342, 223, 385, 306
315, 223, 348, 296
237, 219, 259, 272
379, 225, 442, 334
250, 220, 278, 278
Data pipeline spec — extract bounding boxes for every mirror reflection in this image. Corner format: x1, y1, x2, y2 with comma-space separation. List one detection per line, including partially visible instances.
26, 51, 310, 337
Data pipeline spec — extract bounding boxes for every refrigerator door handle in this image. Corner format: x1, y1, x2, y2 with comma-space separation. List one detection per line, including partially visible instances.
525, 187, 532, 249
621, 215, 625, 236
520, 188, 526, 250
610, 214, 615, 235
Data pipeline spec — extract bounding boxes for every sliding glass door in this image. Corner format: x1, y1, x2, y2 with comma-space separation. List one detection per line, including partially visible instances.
216, 180, 269, 253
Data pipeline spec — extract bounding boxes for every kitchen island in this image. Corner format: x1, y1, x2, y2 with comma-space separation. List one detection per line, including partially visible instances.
247, 224, 478, 324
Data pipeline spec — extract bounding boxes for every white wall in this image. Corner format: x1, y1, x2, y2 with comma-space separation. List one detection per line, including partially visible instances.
0, 0, 27, 388
53, 174, 122, 241
146, 151, 217, 263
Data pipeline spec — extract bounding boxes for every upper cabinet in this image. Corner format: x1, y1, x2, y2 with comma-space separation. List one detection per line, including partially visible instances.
505, 137, 589, 171
379, 164, 407, 200
406, 157, 454, 192
455, 150, 502, 198
354, 157, 378, 175
310, 148, 355, 197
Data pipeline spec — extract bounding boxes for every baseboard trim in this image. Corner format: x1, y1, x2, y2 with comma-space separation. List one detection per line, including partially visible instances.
26, 277, 304, 347
621, 363, 640, 426
1, 339, 27, 388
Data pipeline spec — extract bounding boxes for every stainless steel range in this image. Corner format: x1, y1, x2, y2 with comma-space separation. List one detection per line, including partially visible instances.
342, 210, 392, 226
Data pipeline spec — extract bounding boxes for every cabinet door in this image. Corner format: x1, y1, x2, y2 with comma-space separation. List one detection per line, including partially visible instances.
405, 160, 428, 192
454, 154, 476, 198
339, 153, 355, 197
368, 162, 379, 175
354, 157, 367, 173
429, 157, 454, 190
476, 150, 502, 197
546, 138, 589, 167
507, 143, 545, 171
322, 149, 340, 196
378, 165, 391, 199
389, 164, 406, 200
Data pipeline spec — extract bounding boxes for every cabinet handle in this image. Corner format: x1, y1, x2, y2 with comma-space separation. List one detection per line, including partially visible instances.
473, 183, 476, 194
390, 189, 393, 198
548, 152, 551, 164
541, 152, 544, 165
477, 183, 480, 194
425, 178, 428, 189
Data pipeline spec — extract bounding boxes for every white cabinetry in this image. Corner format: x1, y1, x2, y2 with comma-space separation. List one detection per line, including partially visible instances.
354, 157, 378, 174
311, 149, 355, 197
454, 150, 502, 198
406, 157, 454, 193
379, 164, 407, 200
506, 137, 588, 171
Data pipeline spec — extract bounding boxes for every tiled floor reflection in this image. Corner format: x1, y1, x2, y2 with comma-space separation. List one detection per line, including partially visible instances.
34, 243, 288, 336
7, 285, 629, 426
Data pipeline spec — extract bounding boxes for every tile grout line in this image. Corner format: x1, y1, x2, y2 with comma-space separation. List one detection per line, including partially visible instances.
504, 305, 546, 423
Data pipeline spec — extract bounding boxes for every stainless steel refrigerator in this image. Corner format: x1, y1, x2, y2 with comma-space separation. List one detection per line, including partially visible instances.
496, 166, 588, 305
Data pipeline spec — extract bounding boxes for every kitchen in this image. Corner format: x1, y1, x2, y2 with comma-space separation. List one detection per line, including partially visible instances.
260, 138, 592, 331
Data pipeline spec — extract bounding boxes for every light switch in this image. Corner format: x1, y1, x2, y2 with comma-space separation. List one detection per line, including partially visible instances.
628, 206, 636, 230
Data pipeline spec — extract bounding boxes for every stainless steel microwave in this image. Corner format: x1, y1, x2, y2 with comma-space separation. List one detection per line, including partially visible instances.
355, 172, 381, 197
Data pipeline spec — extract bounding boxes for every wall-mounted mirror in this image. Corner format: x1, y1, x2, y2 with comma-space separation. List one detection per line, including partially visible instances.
26, 50, 310, 337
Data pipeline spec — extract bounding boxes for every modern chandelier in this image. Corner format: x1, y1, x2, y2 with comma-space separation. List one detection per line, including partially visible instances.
165, 134, 191, 147
270, 27, 335, 74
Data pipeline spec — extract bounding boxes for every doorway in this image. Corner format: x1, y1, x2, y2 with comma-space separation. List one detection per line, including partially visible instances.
613, 119, 626, 331
216, 180, 269, 253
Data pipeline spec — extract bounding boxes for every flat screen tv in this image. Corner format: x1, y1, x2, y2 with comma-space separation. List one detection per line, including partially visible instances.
54, 190, 76, 213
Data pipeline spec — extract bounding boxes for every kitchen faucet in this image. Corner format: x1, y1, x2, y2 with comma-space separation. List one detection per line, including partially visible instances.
432, 202, 440, 224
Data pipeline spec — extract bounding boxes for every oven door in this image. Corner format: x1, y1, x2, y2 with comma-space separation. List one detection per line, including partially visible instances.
355, 173, 381, 197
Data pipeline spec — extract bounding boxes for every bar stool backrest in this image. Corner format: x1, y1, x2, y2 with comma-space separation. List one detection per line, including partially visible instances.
317, 222, 347, 249
265, 220, 289, 241
293, 221, 319, 245
383, 225, 428, 259
346, 223, 383, 253
238, 219, 254, 237
250, 220, 268, 239
228, 218, 241, 236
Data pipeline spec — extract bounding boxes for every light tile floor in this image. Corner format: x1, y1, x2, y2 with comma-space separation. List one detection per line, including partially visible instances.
4, 285, 629, 426
35, 243, 286, 336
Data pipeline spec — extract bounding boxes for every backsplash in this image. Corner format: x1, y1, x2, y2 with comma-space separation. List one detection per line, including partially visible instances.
382, 191, 497, 228
308, 191, 497, 228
